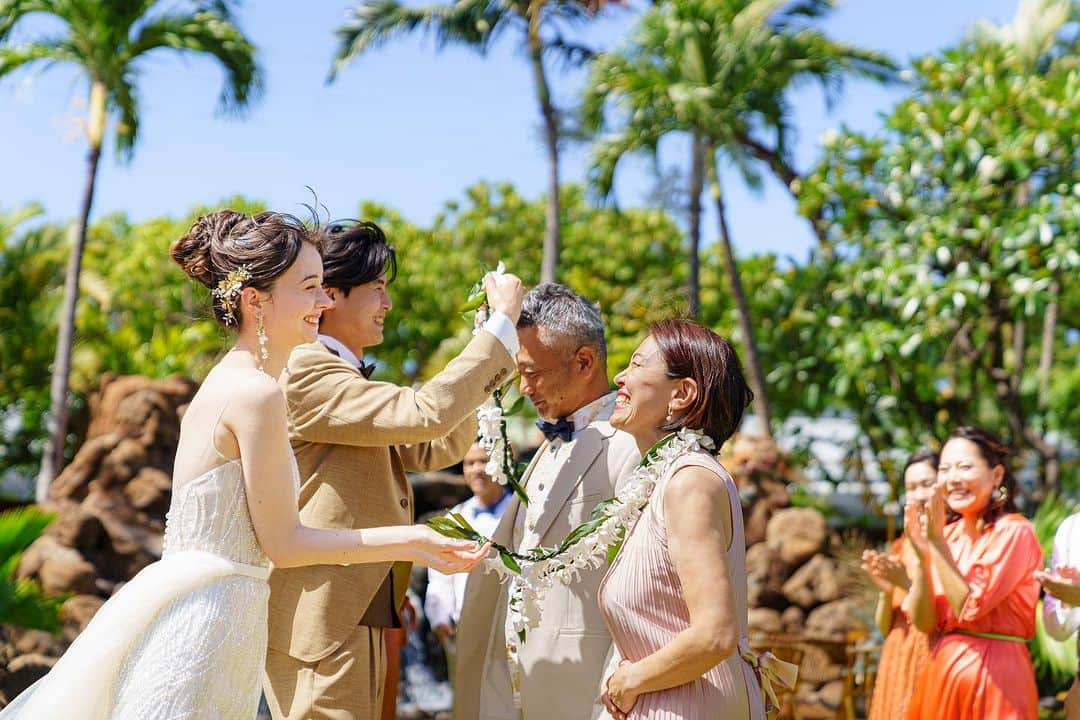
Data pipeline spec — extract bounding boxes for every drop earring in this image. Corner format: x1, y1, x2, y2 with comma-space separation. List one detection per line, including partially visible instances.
255, 309, 270, 371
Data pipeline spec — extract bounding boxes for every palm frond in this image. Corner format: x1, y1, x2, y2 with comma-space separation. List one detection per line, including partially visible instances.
127, 9, 263, 114
0, 576, 68, 633
108, 72, 140, 160
0, 0, 53, 43
0, 38, 78, 79
330, 0, 504, 81
588, 130, 657, 203
769, 0, 834, 28
0, 506, 54, 562
543, 33, 595, 69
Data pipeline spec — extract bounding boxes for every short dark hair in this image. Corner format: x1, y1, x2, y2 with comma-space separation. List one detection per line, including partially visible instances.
649, 319, 752, 447
904, 448, 940, 473
944, 426, 1019, 524
318, 220, 397, 295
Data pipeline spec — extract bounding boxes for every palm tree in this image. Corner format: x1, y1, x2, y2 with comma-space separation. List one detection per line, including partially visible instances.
583, 0, 894, 439
330, 0, 608, 285
0, 0, 262, 500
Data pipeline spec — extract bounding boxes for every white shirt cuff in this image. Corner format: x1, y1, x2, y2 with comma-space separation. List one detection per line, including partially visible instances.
483, 311, 520, 357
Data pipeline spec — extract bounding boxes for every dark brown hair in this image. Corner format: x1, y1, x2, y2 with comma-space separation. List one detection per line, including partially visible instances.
944, 426, 1019, 524
904, 448, 940, 473
649, 319, 753, 447
318, 220, 397, 295
171, 210, 317, 328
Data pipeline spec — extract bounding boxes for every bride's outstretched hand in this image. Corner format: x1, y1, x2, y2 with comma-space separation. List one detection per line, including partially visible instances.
410, 526, 491, 574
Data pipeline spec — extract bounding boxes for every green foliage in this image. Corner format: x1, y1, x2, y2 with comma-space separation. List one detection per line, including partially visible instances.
0, 507, 66, 632
0, 0, 262, 158
331, 0, 598, 80
1029, 489, 1080, 690
794, 20, 1080, 493
365, 182, 687, 384
0, 188, 683, 481
583, 0, 896, 201
0, 207, 65, 479
0, 199, 273, 483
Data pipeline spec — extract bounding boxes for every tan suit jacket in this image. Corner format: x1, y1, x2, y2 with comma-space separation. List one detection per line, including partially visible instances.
454, 420, 640, 720
267, 331, 515, 663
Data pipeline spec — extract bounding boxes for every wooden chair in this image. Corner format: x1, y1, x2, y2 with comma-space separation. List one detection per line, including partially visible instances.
750, 630, 881, 720
843, 632, 881, 720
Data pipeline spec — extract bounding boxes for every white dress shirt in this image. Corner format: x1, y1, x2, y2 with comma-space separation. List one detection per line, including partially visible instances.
425, 490, 513, 629
513, 392, 616, 551
1045, 512, 1080, 640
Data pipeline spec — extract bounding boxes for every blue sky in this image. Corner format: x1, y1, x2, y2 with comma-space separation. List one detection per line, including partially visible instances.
1, 0, 1021, 265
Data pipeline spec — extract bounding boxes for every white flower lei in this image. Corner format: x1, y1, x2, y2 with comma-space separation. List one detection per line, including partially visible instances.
491, 427, 715, 639
458, 261, 529, 502
428, 421, 714, 707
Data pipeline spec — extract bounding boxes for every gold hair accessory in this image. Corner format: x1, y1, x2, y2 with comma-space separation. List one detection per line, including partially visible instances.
212, 266, 252, 326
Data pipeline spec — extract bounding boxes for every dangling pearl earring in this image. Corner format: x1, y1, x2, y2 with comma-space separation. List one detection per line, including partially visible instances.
255, 309, 270, 371
666, 405, 675, 423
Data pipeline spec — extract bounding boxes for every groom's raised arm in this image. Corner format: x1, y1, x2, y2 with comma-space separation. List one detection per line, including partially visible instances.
397, 414, 478, 472
285, 324, 515, 448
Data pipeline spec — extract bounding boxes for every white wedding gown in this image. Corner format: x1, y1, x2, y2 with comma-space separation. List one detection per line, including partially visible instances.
1, 457, 275, 719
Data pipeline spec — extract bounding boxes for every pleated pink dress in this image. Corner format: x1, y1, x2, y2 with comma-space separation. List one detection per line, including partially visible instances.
598, 451, 764, 719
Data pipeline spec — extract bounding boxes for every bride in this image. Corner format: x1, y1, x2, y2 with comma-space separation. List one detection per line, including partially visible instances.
1, 210, 499, 719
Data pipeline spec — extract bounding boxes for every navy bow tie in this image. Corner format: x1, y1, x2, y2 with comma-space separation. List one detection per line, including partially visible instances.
536, 417, 574, 443
327, 345, 376, 379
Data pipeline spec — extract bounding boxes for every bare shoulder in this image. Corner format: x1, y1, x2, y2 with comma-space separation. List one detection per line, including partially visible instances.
223, 370, 286, 415
667, 459, 727, 501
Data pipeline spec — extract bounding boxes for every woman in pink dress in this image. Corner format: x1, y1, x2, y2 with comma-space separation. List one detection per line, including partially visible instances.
598, 319, 791, 720
904, 426, 1042, 720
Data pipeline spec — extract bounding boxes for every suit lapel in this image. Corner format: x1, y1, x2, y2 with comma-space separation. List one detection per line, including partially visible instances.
489, 443, 546, 547
532, 426, 608, 543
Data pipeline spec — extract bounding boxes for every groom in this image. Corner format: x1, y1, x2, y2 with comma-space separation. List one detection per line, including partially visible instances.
263, 220, 522, 720
455, 283, 640, 719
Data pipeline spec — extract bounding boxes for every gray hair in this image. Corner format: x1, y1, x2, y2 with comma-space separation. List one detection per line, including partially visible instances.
517, 283, 607, 362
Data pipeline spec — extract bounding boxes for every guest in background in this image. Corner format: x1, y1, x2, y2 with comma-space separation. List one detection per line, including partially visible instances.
905, 426, 1041, 720
1035, 510, 1080, 719
425, 441, 513, 670
861, 449, 937, 720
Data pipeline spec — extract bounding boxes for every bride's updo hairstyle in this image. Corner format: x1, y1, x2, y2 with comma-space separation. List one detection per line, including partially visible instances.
650, 318, 753, 448
171, 210, 317, 327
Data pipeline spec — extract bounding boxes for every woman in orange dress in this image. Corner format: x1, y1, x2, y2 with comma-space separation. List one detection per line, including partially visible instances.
861, 450, 937, 720
904, 426, 1042, 720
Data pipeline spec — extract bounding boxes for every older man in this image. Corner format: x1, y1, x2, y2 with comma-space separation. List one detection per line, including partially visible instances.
455, 283, 640, 720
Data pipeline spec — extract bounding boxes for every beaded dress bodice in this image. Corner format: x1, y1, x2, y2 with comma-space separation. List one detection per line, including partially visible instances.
162, 459, 268, 568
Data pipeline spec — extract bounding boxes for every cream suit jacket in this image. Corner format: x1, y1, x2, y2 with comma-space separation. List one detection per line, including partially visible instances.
267, 331, 515, 662
454, 420, 639, 719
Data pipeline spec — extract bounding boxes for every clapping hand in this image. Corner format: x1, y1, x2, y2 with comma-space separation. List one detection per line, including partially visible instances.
1035, 564, 1080, 607
862, 549, 907, 593
924, 484, 947, 542
904, 501, 930, 556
